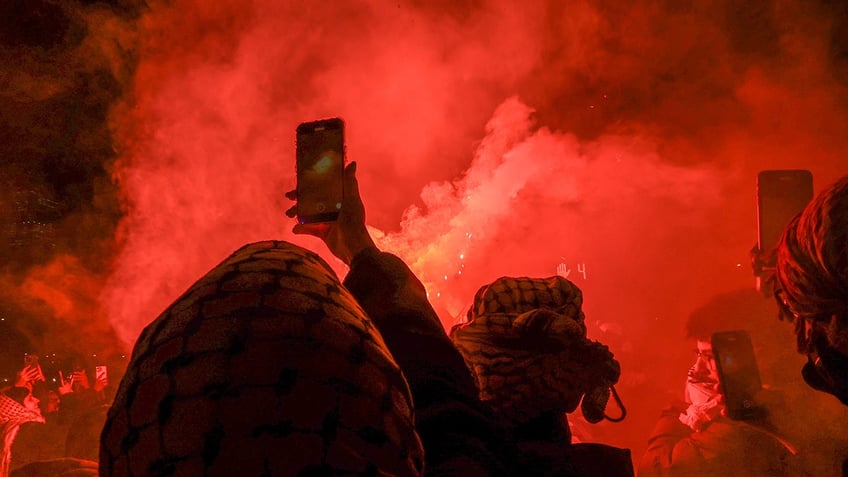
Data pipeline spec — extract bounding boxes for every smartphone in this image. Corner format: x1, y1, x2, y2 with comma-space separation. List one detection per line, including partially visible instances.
712, 330, 763, 420
24, 354, 38, 367
757, 170, 813, 253
756, 170, 813, 291
95, 365, 108, 382
295, 117, 345, 224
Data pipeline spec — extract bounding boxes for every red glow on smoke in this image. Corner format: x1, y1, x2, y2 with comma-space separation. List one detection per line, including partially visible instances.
2, 255, 117, 355
3, 0, 842, 464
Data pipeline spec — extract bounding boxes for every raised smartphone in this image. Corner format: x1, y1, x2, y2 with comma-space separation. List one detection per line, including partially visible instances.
95, 365, 108, 383
24, 354, 38, 367
296, 117, 345, 224
757, 169, 813, 254
712, 330, 763, 420
755, 170, 813, 291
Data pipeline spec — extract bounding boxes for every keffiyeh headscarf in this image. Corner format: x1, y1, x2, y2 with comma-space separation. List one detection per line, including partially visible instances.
1, 393, 44, 477
449, 276, 621, 426
0, 394, 43, 428
101, 241, 423, 477
776, 175, 848, 354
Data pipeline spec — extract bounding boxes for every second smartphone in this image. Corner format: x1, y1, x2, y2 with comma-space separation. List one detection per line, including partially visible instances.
711, 330, 763, 421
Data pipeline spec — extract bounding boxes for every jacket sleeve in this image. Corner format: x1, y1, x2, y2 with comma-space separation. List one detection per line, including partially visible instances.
638, 404, 804, 477
638, 405, 694, 477
344, 247, 515, 477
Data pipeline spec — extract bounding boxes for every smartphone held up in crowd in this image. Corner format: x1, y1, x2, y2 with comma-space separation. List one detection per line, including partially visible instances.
295, 117, 345, 224
754, 169, 813, 291
711, 330, 763, 421
95, 365, 108, 383
23, 353, 38, 368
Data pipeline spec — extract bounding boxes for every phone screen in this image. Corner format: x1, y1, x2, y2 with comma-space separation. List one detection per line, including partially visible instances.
757, 170, 813, 253
24, 354, 38, 367
296, 118, 345, 224
95, 365, 108, 382
712, 330, 762, 420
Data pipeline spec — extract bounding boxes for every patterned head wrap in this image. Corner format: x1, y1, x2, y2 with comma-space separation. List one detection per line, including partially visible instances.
1, 393, 44, 477
101, 241, 424, 476
776, 175, 848, 354
0, 394, 44, 427
449, 276, 620, 426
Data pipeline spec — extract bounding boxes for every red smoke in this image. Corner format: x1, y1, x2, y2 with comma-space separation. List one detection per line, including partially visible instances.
6, 0, 848, 465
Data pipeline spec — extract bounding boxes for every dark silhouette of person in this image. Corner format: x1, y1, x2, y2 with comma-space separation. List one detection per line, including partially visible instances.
0, 364, 44, 477
449, 275, 633, 476
98, 239, 425, 476
774, 175, 848, 406
773, 175, 848, 477
638, 289, 827, 477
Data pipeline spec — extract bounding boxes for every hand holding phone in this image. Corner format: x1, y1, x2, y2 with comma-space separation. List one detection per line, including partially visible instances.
72, 368, 90, 390
295, 118, 345, 224
286, 120, 376, 265
94, 365, 108, 392
24, 354, 38, 367
16, 366, 41, 388
754, 170, 813, 291
17, 354, 45, 387
286, 161, 376, 265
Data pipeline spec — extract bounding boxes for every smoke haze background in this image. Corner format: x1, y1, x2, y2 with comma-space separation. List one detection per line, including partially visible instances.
2, 0, 848, 466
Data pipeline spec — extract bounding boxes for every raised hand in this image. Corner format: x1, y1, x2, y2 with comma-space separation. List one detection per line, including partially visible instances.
285, 161, 376, 265
93, 372, 108, 393
15, 364, 45, 389
72, 369, 90, 390
57, 370, 75, 395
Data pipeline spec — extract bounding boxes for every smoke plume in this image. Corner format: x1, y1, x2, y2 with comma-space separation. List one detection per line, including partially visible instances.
3, 0, 848, 464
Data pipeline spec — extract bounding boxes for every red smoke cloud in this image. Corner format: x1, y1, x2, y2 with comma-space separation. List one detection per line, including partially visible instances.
0, 254, 117, 359
5, 0, 845, 464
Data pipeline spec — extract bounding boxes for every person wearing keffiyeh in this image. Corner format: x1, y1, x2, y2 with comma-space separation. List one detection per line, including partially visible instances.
774, 175, 848, 407
0, 370, 45, 477
449, 275, 632, 476
450, 276, 621, 427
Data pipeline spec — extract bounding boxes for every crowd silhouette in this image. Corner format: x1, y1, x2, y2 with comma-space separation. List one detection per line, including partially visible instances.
2, 166, 847, 476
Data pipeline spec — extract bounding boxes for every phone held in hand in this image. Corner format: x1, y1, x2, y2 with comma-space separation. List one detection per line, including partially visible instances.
24, 354, 38, 367
755, 169, 813, 291
95, 365, 108, 382
712, 330, 763, 421
296, 117, 345, 224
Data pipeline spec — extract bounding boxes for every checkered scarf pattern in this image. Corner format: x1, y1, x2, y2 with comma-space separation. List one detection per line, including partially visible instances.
450, 276, 620, 425
100, 241, 423, 477
0, 393, 43, 427
0, 393, 44, 477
